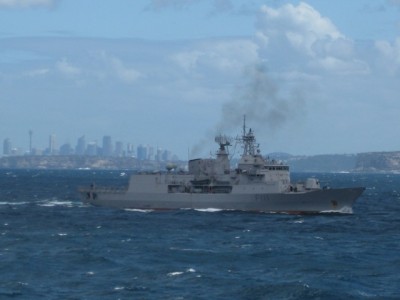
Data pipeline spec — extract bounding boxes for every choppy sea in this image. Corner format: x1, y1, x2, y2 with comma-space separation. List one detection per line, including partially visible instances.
0, 169, 399, 299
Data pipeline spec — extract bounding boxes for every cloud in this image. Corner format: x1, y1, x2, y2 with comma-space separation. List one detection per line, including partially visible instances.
53, 52, 143, 84
171, 38, 259, 75
146, 0, 235, 13
374, 37, 400, 74
145, 0, 198, 10
388, 0, 400, 8
255, 2, 369, 75
0, 0, 55, 8
23, 68, 49, 77
313, 57, 370, 75
55, 58, 81, 76
98, 52, 143, 84
212, 0, 234, 13
375, 38, 400, 61
109, 56, 143, 83
257, 2, 343, 54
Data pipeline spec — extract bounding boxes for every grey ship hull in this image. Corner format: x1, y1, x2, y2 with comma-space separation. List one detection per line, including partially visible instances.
80, 119, 365, 213
81, 187, 365, 214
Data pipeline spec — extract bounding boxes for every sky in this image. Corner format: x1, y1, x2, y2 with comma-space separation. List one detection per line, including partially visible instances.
1, 0, 400, 159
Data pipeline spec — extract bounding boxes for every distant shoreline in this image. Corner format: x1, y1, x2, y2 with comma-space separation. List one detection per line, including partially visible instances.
1, 151, 400, 173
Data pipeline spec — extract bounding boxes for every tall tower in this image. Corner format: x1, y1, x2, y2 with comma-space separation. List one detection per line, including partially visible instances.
29, 130, 33, 155
49, 134, 56, 155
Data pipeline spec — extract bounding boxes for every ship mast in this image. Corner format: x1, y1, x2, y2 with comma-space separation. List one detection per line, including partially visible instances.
239, 115, 258, 156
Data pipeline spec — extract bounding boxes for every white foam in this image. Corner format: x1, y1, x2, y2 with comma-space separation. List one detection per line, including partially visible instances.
169, 247, 215, 253
357, 290, 376, 297
194, 208, 223, 212
37, 199, 78, 207
321, 206, 353, 214
0, 201, 28, 206
167, 271, 183, 277
293, 219, 304, 224
167, 268, 196, 277
339, 206, 353, 214
124, 208, 154, 213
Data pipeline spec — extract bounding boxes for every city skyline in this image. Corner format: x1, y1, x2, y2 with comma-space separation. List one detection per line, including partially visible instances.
2, 131, 177, 161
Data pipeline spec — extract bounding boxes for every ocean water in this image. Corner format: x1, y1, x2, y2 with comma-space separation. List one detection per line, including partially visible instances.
0, 170, 399, 299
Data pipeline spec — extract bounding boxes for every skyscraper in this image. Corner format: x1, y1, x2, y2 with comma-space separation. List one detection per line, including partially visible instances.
86, 142, 98, 156
115, 141, 123, 157
3, 138, 11, 156
75, 136, 86, 155
126, 143, 135, 157
137, 144, 148, 160
102, 136, 112, 157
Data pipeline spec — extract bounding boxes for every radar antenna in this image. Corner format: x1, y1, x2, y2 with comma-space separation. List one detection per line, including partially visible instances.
236, 115, 260, 156
215, 134, 232, 152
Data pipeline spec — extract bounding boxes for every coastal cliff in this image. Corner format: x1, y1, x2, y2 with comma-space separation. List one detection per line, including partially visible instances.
353, 152, 400, 173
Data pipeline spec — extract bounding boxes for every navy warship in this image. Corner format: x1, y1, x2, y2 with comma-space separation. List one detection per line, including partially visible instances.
80, 119, 364, 213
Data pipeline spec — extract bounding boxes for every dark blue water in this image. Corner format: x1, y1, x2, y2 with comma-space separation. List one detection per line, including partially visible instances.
0, 170, 399, 299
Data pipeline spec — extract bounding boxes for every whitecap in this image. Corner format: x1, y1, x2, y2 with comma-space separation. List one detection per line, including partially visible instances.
194, 208, 223, 212
167, 271, 183, 277
293, 219, 304, 224
114, 286, 125, 290
167, 268, 196, 277
357, 290, 376, 297
169, 247, 215, 253
37, 199, 74, 207
57, 233, 68, 236
124, 208, 154, 213
0, 201, 28, 206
